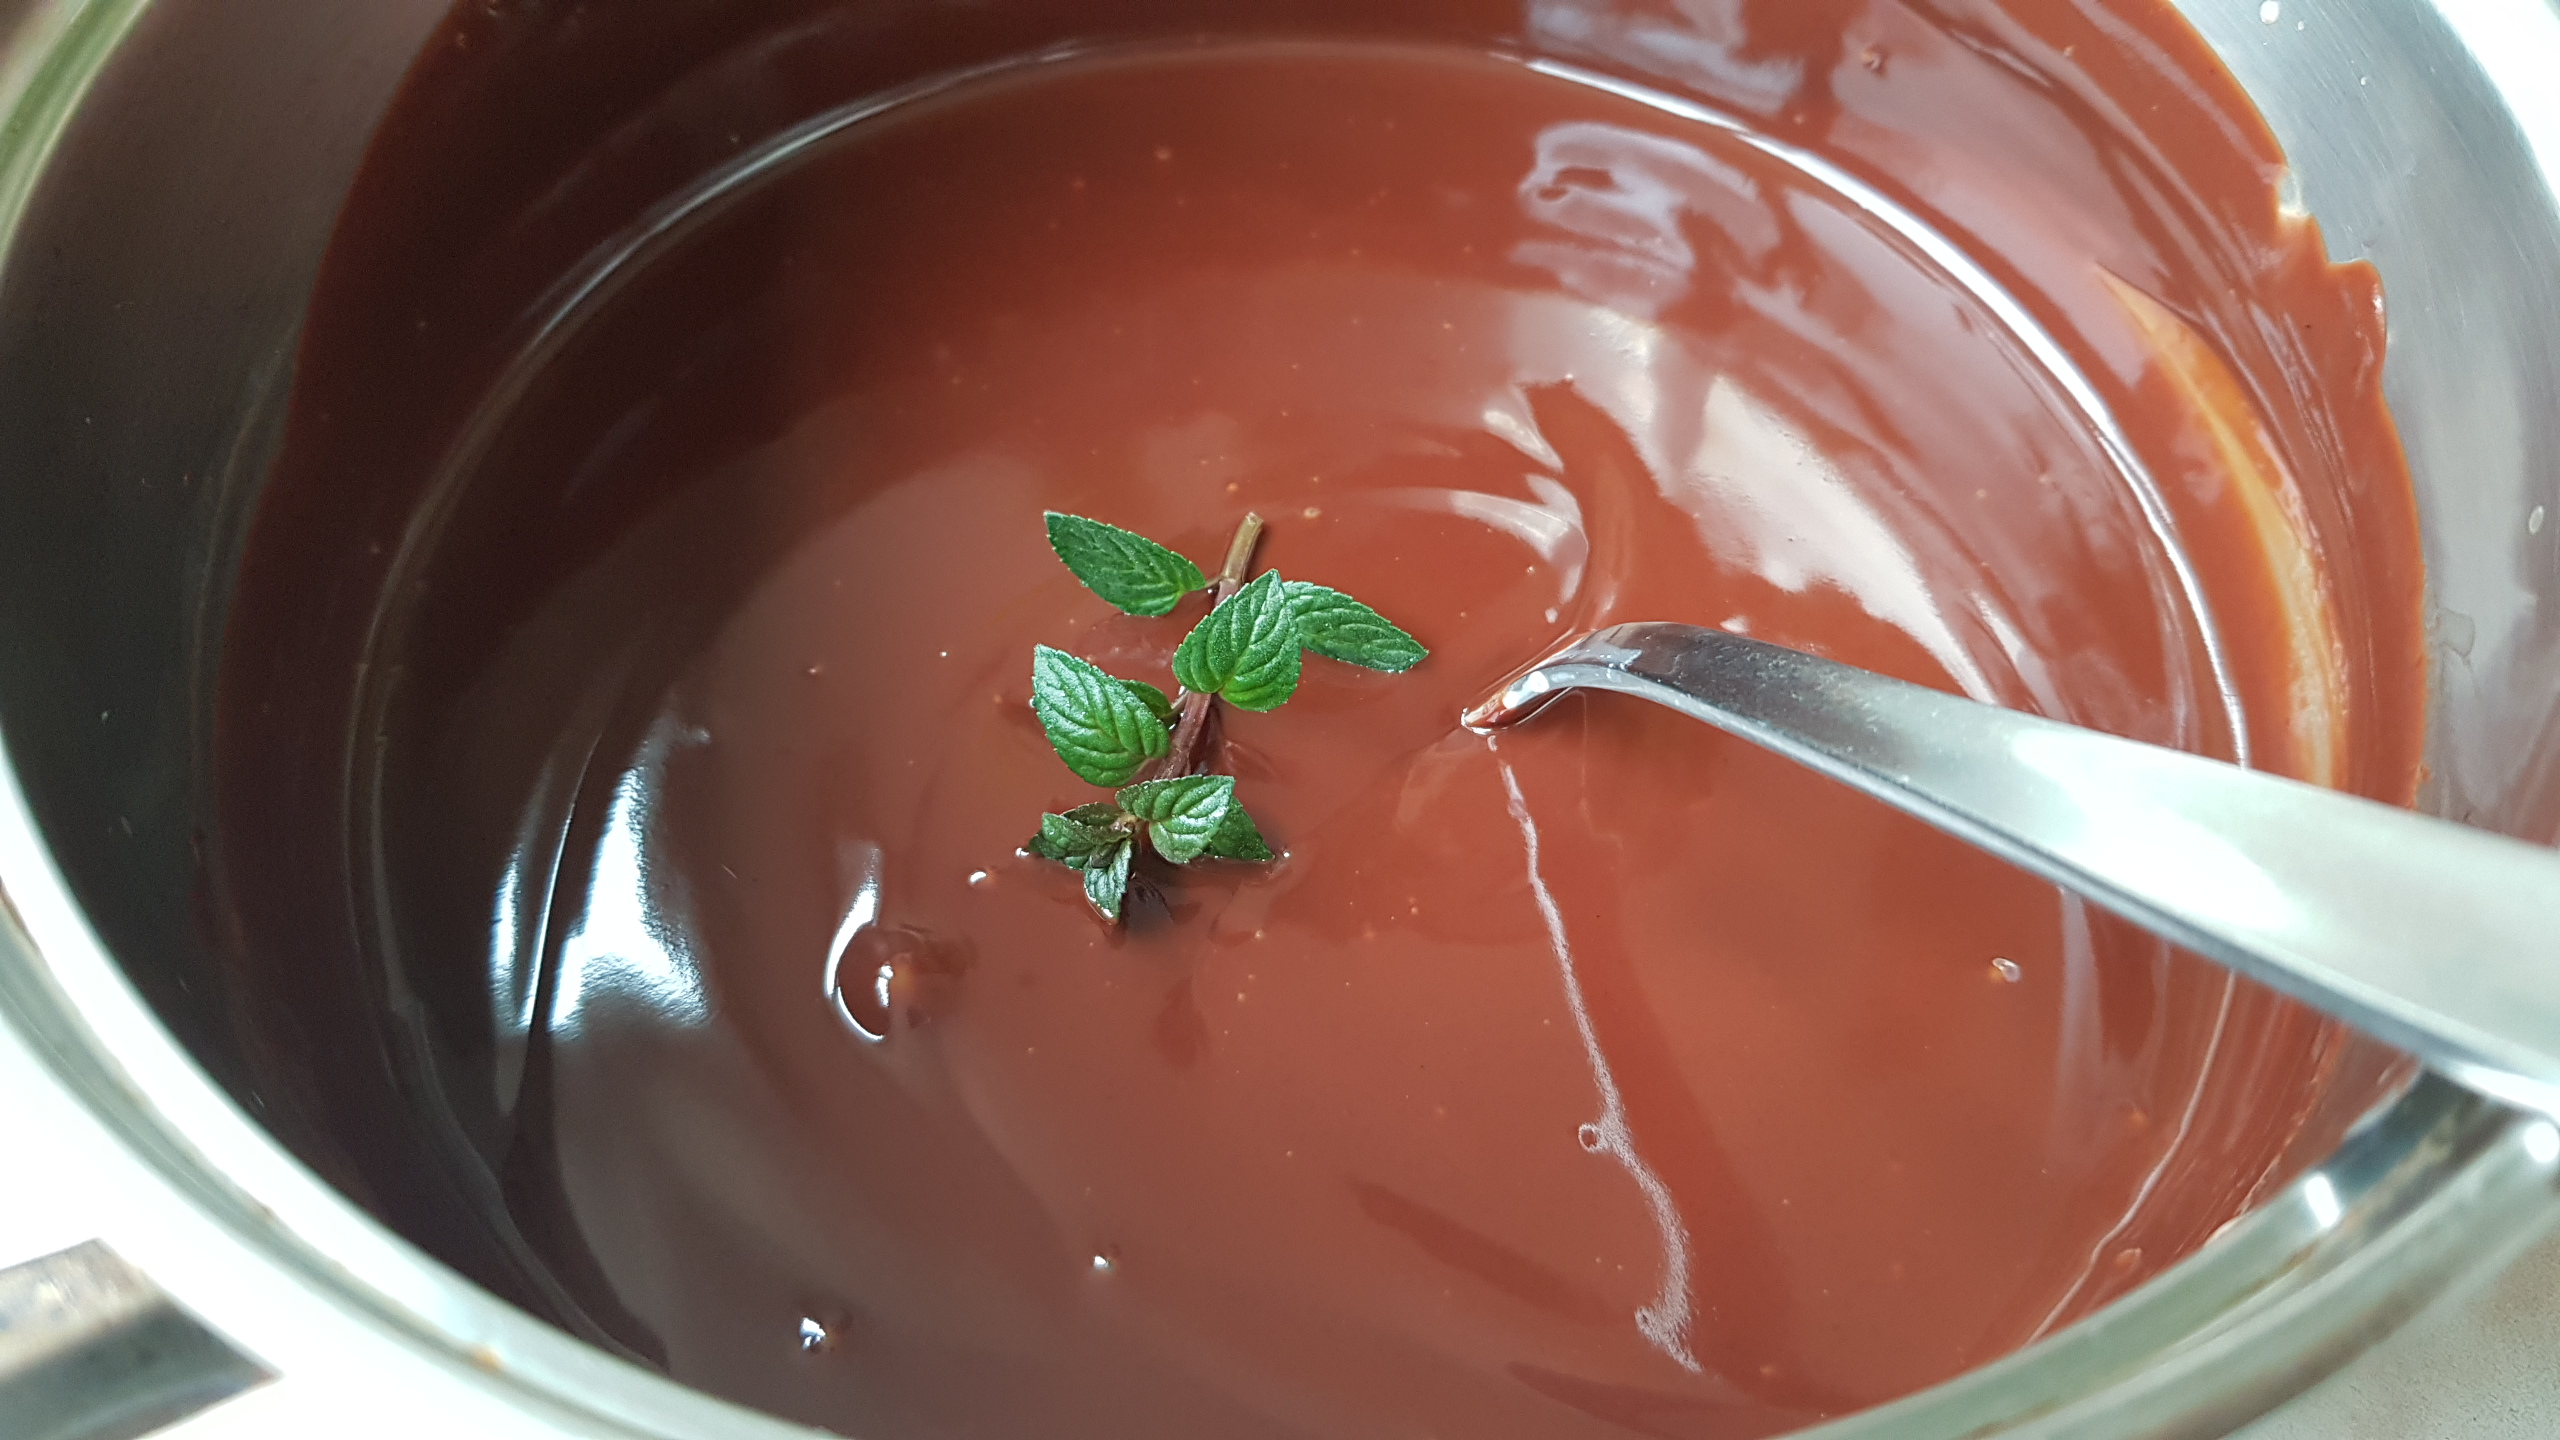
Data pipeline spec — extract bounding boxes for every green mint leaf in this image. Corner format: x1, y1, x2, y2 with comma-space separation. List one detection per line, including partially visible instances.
1119, 678, 1177, 725
1118, 775, 1241, 865
1284, 581, 1428, 673
1171, 570, 1302, 711
1029, 809, 1123, 866
1045, 512, 1209, 617
1059, 801, 1128, 829
1203, 798, 1275, 862
1083, 839, 1133, 920
1031, 646, 1170, 786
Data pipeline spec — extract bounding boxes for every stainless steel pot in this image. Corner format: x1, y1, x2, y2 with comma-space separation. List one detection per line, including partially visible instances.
0, 1, 2555, 1436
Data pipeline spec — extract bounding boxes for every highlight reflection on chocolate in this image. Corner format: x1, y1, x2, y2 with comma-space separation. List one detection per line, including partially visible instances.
214, 3, 2424, 1436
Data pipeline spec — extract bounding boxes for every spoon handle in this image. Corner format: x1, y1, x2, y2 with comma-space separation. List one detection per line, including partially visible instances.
1465, 622, 2560, 1113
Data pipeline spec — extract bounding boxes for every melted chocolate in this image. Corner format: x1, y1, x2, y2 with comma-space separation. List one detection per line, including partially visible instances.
214, 4, 2424, 1437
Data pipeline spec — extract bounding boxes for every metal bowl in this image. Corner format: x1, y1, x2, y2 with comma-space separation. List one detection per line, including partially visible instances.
0, 1, 2554, 1435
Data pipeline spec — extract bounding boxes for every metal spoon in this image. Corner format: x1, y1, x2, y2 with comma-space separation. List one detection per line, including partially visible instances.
1463, 621, 2560, 1115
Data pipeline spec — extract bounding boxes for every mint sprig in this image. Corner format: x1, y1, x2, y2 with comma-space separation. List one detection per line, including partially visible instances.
1030, 777, 1269, 868
1045, 512, 1209, 616
1119, 775, 1253, 863
1029, 809, 1127, 867
1023, 511, 1425, 924
1119, 678, 1178, 725
1026, 778, 1272, 921
1172, 570, 1303, 712
1284, 582, 1429, 673
1082, 839, 1135, 921
1030, 646, 1170, 786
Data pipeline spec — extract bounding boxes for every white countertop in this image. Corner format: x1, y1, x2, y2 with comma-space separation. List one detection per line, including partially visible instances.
2239, 1223, 2560, 1439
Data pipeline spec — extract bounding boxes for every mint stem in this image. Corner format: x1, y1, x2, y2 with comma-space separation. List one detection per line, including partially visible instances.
1213, 512, 1266, 598
1147, 512, 1263, 780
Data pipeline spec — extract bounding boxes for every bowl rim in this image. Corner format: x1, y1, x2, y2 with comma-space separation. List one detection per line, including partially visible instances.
0, 0, 2553, 1435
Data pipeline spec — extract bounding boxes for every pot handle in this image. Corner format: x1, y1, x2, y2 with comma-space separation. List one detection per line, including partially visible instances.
0, 1239, 269, 1439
